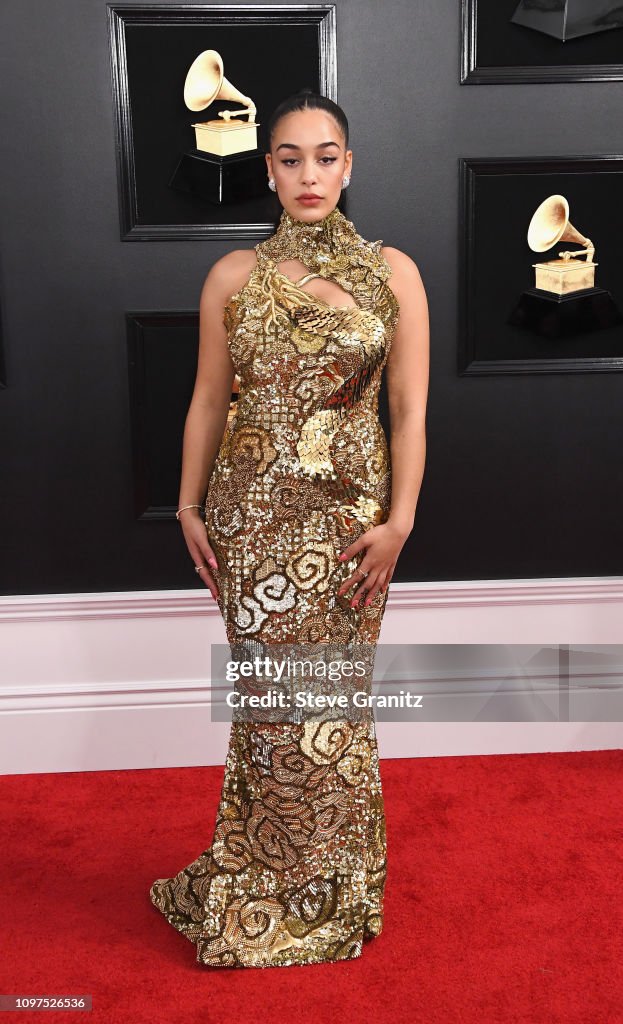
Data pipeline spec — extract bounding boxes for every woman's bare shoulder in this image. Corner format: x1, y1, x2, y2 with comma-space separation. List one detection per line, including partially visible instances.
205, 248, 259, 304
381, 245, 425, 298
379, 246, 426, 319
381, 245, 421, 275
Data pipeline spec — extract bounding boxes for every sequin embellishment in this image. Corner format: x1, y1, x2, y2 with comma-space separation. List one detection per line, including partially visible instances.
149, 206, 400, 967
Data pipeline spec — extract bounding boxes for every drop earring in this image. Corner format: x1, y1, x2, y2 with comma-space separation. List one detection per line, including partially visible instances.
342, 175, 350, 188
268, 178, 276, 191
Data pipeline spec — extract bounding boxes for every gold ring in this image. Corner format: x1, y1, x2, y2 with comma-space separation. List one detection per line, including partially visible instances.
355, 567, 368, 579
194, 564, 207, 573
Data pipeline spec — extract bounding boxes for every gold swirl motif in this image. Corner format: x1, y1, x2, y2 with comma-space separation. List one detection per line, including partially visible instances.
212, 819, 254, 872
284, 875, 338, 938
212, 897, 286, 955
286, 541, 334, 593
300, 719, 355, 765
247, 802, 302, 870
253, 572, 297, 613
336, 746, 370, 786
230, 426, 277, 474
233, 593, 268, 634
269, 742, 329, 789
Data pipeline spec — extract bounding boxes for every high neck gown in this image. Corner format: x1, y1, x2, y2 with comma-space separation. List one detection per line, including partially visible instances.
149, 205, 400, 968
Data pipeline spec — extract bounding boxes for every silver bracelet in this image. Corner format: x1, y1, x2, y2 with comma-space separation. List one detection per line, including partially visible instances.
176, 503, 205, 521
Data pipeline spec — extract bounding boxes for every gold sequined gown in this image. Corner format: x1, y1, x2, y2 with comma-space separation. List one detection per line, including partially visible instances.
149, 206, 400, 967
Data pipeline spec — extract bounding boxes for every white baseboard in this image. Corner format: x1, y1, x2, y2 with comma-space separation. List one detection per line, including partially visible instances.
1, 577, 622, 774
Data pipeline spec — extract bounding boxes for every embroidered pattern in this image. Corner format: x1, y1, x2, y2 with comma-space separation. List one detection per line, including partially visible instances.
149, 206, 400, 967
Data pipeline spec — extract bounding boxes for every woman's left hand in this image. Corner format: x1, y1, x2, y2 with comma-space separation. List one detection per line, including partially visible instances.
337, 521, 410, 607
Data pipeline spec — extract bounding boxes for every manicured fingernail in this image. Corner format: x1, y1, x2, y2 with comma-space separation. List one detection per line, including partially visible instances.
209, 557, 218, 568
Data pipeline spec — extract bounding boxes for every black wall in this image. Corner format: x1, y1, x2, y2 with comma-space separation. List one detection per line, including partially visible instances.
1, 0, 622, 596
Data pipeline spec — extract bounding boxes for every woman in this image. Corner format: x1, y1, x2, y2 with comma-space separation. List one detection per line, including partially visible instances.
150, 88, 429, 967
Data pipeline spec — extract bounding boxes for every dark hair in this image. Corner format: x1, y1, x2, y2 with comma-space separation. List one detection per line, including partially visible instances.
267, 87, 349, 150
265, 88, 350, 222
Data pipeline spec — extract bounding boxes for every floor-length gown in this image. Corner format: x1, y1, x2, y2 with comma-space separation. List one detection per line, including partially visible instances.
149, 206, 401, 967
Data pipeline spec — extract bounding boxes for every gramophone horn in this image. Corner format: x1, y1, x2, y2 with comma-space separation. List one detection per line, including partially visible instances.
184, 49, 254, 116
527, 194, 589, 252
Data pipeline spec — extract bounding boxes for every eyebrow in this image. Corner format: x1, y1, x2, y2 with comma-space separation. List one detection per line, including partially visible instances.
276, 141, 341, 152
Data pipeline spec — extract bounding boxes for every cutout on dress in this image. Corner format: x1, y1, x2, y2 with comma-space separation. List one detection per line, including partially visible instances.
276, 259, 360, 311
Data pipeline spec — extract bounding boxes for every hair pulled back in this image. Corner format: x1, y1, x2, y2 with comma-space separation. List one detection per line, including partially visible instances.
267, 87, 349, 150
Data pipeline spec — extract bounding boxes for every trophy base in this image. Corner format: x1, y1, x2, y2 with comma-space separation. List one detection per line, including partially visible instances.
169, 150, 267, 205
532, 259, 597, 295
508, 287, 623, 339
191, 119, 259, 157
511, 0, 623, 41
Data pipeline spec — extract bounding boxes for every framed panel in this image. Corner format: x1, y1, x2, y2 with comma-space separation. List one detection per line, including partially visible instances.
127, 311, 198, 519
126, 311, 240, 519
459, 155, 623, 375
108, 3, 337, 240
0, 292, 5, 389
461, 0, 623, 84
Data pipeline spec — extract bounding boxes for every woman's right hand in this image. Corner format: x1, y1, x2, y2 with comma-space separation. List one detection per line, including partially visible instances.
178, 509, 220, 600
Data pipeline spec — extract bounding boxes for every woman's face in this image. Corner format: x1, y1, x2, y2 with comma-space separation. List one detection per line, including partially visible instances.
266, 107, 352, 221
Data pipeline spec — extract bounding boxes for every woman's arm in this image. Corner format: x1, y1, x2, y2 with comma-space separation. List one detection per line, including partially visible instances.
336, 246, 429, 607
177, 249, 256, 597
383, 246, 430, 537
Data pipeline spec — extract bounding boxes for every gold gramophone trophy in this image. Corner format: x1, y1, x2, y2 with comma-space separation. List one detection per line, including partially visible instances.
529, 194, 596, 295
169, 49, 266, 205
508, 194, 622, 338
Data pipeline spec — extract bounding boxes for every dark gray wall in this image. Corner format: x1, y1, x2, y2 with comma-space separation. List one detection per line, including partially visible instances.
1, 0, 622, 596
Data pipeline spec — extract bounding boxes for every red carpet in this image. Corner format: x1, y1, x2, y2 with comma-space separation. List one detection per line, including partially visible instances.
1, 748, 622, 1024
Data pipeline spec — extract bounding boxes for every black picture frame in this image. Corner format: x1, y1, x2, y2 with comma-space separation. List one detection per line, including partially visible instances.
461, 0, 623, 84
127, 310, 199, 519
107, 3, 337, 241
459, 155, 623, 375
0, 292, 6, 389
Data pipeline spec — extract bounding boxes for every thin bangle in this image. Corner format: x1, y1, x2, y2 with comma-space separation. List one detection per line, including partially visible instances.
176, 504, 205, 521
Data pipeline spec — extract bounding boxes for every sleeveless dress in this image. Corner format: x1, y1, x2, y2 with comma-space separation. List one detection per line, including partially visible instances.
149, 206, 401, 968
